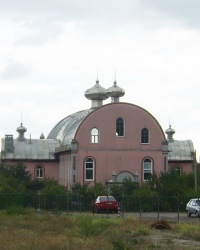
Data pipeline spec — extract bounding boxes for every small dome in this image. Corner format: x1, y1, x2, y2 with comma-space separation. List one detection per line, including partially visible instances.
16, 123, 27, 133
84, 80, 108, 101
165, 125, 175, 141
107, 80, 125, 103
16, 123, 27, 141
107, 80, 125, 97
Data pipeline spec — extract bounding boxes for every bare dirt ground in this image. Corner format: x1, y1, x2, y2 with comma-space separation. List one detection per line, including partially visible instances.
73, 211, 200, 249
147, 230, 200, 249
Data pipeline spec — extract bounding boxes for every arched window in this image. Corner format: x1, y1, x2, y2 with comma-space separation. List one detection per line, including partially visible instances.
36, 165, 44, 179
143, 158, 152, 181
85, 158, 94, 181
116, 117, 124, 136
174, 165, 181, 176
91, 128, 99, 143
141, 128, 149, 144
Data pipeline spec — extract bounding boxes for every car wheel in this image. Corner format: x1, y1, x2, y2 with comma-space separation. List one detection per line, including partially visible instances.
195, 211, 199, 218
187, 210, 191, 217
95, 207, 100, 213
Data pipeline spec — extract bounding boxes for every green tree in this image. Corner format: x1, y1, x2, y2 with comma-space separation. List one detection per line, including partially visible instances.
109, 184, 123, 197
0, 174, 25, 193
149, 169, 195, 197
122, 177, 139, 195
39, 179, 67, 195
109, 178, 140, 197
70, 183, 89, 196
25, 179, 46, 193
87, 183, 106, 197
0, 163, 32, 182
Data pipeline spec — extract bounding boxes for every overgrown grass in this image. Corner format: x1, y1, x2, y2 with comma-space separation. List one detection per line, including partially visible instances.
174, 223, 200, 240
0, 209, 199, 249
2, 206, 35, 215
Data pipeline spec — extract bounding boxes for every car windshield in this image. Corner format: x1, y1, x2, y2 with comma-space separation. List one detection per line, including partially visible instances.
99, 196, 115, 201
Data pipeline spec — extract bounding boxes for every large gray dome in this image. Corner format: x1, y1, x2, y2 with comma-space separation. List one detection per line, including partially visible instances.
47, 109, 93, 145
168, 140, 194, 161
85, 80, 108, 100
84, 80, 109, 108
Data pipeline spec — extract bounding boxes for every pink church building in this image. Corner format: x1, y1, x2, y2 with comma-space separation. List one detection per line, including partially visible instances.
1, 79, 195, 187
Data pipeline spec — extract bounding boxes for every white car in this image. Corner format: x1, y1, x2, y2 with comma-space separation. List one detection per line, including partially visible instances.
186, 198, 200, 217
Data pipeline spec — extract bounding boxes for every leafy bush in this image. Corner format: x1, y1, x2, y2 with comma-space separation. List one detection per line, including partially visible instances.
3, 206, 35, 215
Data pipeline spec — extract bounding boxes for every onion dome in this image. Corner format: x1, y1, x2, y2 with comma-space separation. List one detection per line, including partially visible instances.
165, 125, 175, 141
107, 80, 125, 103
16, 123, 27, 141
84, 80, 108, 108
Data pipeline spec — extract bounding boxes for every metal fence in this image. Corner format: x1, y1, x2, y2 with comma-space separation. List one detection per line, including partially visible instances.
0, 193, 191, 214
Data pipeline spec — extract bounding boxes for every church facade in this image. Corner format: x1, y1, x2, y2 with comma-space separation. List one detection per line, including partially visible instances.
1, 79, 195, 187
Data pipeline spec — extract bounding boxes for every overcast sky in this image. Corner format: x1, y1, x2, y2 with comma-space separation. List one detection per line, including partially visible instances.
0, 0, 200, 160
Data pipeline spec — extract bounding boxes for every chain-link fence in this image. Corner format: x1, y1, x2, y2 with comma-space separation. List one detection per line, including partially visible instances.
0, 193, 191, 215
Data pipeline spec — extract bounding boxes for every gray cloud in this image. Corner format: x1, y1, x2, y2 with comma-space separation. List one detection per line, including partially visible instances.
0, 0, 200, 158
1, 58, 32, 80
1, 0, 200, 27
140, 0, 200, 27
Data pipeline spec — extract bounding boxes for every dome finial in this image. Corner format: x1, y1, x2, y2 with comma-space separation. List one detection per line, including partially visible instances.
107, 73, 125, 103
114, 68, 117, 84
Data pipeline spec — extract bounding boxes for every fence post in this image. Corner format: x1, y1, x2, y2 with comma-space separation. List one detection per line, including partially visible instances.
80, 195, 83, 214
37, 191, 41, 212
157, 197, 160, 220
66, 194, 69, 214
122, 195, 124, 217
177, 197, 180, 222
139, 197, 142, 220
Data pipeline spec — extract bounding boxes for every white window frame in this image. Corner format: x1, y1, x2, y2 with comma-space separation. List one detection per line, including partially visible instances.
91, 128, 99, 143
143, 158, 152, 181
85, 158, 94, 181
36, 165, 44, 179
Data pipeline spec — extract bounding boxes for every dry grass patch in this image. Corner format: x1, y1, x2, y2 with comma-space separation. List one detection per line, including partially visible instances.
0, 210, 200, 249
150, 219, 172, 230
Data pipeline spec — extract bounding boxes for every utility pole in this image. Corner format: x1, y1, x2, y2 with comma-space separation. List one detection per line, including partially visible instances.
194, 150, 197, 192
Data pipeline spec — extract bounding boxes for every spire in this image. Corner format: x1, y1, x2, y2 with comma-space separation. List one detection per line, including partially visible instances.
107, 73, 125, 103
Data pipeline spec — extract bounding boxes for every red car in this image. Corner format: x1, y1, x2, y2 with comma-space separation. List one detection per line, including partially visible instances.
92, 196, 119, 213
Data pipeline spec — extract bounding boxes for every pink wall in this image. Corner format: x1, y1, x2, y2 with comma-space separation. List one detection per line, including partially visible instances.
8, 161, 59, 180
169, 162, 194, 174
75, 103, 166, 185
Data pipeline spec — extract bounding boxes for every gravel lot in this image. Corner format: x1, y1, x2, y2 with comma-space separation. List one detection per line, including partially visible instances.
83, 211, 200, 223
